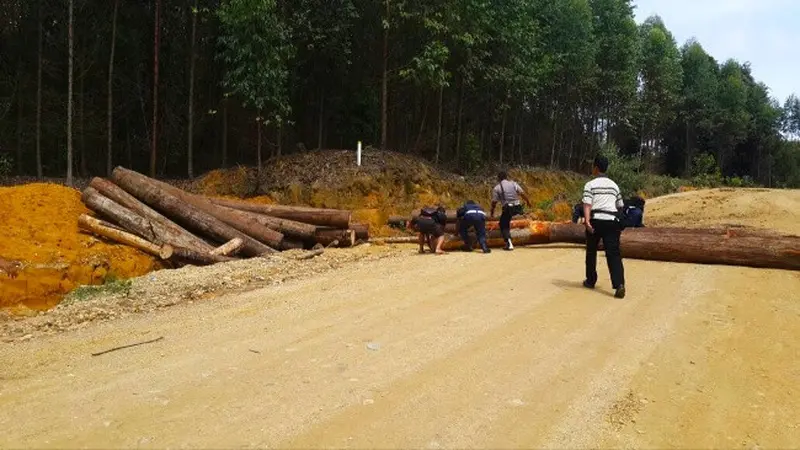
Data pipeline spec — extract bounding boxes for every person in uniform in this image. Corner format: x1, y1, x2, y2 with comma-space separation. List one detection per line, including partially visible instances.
456, 200, 491, 254
582, 155, 626, 299
490, 171, 531, 251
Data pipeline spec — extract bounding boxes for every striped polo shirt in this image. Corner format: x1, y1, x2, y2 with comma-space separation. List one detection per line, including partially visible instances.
582, 175, 624, 221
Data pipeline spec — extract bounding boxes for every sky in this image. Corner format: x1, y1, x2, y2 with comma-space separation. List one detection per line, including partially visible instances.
632, 0, 799, 104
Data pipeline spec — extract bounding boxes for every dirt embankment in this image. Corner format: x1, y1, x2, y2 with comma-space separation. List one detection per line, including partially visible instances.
646, 187, 800, 235
0, 184, 159, 312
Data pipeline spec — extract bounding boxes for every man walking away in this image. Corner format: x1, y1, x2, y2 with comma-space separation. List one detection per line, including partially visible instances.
582, 155, 626, 299
456, 200, 491, 253
416, 205, 447, 254
490, 171, 531, 251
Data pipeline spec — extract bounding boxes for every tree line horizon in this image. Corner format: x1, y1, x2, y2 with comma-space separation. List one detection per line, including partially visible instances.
1, 0, 799, 187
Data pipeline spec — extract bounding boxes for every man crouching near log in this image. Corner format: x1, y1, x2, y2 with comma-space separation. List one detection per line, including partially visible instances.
414, 206, 447, 254
582, 155, 626, 299
456, 200, 491, 253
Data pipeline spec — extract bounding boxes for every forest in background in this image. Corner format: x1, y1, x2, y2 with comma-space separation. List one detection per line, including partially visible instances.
1, 0, 799, 188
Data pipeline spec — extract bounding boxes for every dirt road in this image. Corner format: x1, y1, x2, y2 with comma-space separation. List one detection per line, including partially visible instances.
2, 244, 799, 448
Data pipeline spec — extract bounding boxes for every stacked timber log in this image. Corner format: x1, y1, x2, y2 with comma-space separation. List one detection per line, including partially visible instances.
388, 214, 800, 271
77, 167, 369, 266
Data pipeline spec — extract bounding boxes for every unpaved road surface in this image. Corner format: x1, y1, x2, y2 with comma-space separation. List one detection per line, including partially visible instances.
2, 245, 799, 448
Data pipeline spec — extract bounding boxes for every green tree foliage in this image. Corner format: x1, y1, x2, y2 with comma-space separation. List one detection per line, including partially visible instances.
0, 0, 797, 187
636, 16, 683, 163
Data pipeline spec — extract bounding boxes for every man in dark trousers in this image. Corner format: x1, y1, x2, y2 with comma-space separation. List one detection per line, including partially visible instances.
456, 200, 491, 253
582, 155, 626, 299
490, 171, 531, 251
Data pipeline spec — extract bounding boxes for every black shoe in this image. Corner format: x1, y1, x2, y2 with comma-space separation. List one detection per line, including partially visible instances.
614, 285, 626, 299
482, 247, 491, 254
461, 245, 472, 252
583, 280, 595, 289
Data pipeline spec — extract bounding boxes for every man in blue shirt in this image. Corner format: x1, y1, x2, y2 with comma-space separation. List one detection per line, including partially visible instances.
456, 200, 491, 254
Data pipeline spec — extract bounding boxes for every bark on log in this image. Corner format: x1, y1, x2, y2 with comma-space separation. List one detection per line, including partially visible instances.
82, 187, 163, 243
445, 221, 800, 271
314, 229, 356, 247
210, 237, 244, 256
88, 177, 214, 253
133, 172, 285, 250
352, 223, 369, 241
439, 219, 531, 234
78, 214, 167, 258
170, 247, 237, 265
110, 167, 274, 256
208, 197, 351, 229
213, 204, 317, 240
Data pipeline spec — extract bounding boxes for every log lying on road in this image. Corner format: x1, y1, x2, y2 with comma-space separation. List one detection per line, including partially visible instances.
88, 177, 215, 253
209, 197, 352, 229
78, 214, 168, 258
444, 221, 800, 271
112, 167, 276, 256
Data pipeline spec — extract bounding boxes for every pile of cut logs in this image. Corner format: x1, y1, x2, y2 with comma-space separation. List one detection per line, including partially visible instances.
387, 211, 800, 271
78, 167, 368, 265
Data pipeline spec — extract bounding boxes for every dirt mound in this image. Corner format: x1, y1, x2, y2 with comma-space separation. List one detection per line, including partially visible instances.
645, 188, 800, 235
0, 183, 159, 312
193, 150, 586, 234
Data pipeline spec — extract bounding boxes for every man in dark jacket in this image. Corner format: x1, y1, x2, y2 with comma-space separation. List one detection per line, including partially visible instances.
416, 206, 447, 254
456, 200, 491, 254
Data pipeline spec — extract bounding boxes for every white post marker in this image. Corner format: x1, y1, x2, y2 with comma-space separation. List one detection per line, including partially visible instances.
357, 141, 362, 166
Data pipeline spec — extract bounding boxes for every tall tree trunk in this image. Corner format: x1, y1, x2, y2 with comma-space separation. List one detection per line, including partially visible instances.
317, 89, 324, 149
187, 0, 197, 178
106, 0, 119, 176
499, 104, 508, 165
435, 86, 443, 164
125, 119, 133, 167
380, 0, 389, 150
684, 118, 692, 177
66, 0, 74, 186
549, 109, 559, 169
150, 0, 161, 177
35, 3, 43, 177
518, 110, 524, 163
221, 100, 228, 167
16, 64, 23, 175
413, 94, 428, 153
256, 119, 262, 176
277, 121, 283, 156
79, 76, 87, 177
455, 79, 464, 163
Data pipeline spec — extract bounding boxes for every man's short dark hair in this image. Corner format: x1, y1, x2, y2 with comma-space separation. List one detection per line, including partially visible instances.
497, 171, 508, 181
593, 155, 609, 173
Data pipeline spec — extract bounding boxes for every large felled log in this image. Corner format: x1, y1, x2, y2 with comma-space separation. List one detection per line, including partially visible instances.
78, 214, 168, 258
314, 229, 356, 247
82, 188, 166, 244
88, 177, 214, 253
212, 204, 317, 240
445, 221, 800, 271
111, 167, 274, 256
132, 172, 285, 250
208, 197, 352, 229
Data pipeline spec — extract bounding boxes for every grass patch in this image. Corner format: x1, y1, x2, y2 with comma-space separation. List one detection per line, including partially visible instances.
64, 279, 132, 304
